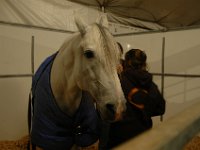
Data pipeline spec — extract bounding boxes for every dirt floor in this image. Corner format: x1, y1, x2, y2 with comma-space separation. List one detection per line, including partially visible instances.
0, 135, 199, 150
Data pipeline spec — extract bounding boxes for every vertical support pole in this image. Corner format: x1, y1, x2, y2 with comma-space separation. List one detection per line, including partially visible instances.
160, 36, 165, 121
28, 35, 35, 140
31, 36, 34, 76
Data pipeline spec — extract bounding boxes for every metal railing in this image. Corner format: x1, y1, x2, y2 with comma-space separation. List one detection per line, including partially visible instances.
114, 101, 200, 150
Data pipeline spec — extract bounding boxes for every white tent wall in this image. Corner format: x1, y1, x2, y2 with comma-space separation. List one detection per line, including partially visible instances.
0, 25, 200, 140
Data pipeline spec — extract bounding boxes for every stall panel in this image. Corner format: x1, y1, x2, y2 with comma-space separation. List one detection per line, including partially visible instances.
165, 29, 200, 74
0, 25, 31, 75
0, 78, 31, 140
164, 76, 200, 120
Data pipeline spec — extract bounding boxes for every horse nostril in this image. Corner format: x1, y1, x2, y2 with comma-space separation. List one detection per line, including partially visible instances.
106, 103, 115, 114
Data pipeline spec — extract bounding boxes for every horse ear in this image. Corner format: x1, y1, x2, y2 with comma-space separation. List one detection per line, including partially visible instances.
74, 15, 87, 35
97, 13, 109, 29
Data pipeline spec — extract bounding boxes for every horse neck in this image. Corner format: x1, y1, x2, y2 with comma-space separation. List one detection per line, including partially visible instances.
50, 33, 82, 116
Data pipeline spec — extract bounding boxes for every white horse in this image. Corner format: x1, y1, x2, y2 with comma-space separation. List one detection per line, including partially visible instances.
29, 15, 126, 150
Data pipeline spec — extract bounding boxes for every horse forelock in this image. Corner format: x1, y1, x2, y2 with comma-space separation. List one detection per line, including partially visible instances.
94, 24, 119, 73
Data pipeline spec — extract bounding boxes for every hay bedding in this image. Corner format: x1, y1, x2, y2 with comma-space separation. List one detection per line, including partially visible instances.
0, 135, 29, 150
184, 136, 200, 150
0, 135, 199, 150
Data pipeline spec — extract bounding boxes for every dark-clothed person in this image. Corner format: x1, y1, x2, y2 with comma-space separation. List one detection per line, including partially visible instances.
107, 49, 166, 149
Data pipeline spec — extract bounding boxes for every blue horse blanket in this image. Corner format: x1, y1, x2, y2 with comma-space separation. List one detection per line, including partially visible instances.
31, 52, 100, 150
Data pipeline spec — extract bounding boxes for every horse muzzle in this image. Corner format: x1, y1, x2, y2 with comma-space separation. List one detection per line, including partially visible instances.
98, 100, 126, 122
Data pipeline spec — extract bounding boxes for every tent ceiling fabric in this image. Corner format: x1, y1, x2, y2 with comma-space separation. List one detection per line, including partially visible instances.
0, 0, 88, 32
1, 0, 200, 33
69, 0, 200, 31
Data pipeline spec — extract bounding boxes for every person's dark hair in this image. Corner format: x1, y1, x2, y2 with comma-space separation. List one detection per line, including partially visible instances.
124, 49, 147, 70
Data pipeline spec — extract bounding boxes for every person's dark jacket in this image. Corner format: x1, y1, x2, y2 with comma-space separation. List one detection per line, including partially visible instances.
121, 68, 165, 117
107, 68, 165, 149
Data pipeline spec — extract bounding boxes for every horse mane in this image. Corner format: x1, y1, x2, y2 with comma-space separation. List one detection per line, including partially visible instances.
95, 23, 119, 73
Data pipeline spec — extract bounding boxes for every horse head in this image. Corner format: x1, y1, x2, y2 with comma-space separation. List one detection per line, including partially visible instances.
73, 15, 126, 122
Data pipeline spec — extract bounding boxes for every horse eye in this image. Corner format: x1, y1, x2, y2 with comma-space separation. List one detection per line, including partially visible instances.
84, 50, 94, 58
